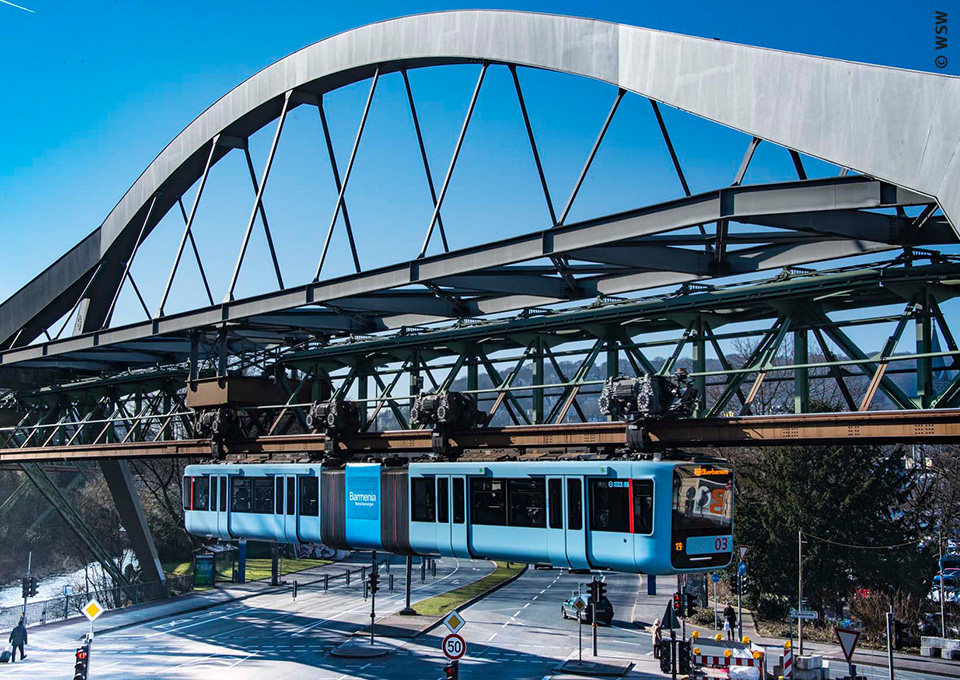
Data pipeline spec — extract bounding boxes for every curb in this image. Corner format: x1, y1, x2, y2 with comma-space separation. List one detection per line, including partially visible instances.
416, 562, 529, 637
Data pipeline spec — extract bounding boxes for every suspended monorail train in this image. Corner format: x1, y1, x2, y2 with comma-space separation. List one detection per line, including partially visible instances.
183, 460, 734, 574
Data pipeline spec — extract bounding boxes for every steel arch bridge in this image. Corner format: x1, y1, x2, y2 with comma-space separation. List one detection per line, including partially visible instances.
2, 11, 960, 585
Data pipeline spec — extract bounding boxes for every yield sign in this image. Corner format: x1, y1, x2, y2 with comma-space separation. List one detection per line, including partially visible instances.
835, 627, 861, 661
739, 545, 749, 561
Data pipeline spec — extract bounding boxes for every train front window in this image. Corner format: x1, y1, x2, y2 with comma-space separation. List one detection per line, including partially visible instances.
548, 479, 563, 529
411, 478, 436, 522
220, 478, 227, 511
299, 477, 319, 517
287, 478, 296, 515
671, 464, 734, 569
588, 479, 630, 533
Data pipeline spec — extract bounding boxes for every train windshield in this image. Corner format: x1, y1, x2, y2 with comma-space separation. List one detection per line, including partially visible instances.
671, 463, 734, 569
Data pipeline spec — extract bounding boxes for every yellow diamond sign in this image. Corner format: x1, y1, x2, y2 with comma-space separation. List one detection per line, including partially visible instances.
82, 599, 103, 622
442, 610, 465, 634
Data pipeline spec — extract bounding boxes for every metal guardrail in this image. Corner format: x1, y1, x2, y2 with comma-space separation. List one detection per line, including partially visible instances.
0, 574, 194, 631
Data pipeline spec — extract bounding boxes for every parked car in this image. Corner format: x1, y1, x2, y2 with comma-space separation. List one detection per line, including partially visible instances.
561, 592, 614, 625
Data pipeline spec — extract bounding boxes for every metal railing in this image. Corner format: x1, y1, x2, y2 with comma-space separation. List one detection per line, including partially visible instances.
0, 574, 194, 630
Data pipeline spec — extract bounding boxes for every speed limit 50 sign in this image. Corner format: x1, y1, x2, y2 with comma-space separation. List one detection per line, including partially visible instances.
442, 633, 466, 660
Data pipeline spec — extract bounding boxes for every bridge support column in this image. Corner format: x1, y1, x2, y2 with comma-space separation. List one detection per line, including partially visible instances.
533, 336, 545, 424
98, 459, 166, 588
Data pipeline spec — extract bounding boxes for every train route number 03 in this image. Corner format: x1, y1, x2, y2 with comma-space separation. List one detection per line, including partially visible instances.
443, 633, 466, 660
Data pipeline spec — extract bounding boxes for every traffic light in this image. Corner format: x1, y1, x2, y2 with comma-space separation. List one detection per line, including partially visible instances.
672, 591, 683, 619
677, 640, 691, 674
893, 619, 908, 650
21, 578, 27, 599
28, 577, 38, 598
73, 643, 90, 680
658, 640, 672, 673
368, 572, 380, 595
593, 578, 607, 602
684, 592, 696, 616
443, 660, 459, 679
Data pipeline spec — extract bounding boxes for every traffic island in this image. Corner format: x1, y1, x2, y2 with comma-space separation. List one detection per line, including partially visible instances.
557, 659, 634, 677
331, 638, 397, 658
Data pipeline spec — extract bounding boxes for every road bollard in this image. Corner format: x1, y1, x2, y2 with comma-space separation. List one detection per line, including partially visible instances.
324, 574, 329, 591
293, 581, 298, 601
431, 559, 437, 577
362, 566, 367, 581
389, 574, 394, 591
346, 570, 351, 586
364, 580, 368, 600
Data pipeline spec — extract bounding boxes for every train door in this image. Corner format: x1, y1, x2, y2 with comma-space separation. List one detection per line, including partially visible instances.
451, 475, 469, 558
282, 475, 299, 543
436, 476, 453, 556
546, 476, 568, 567
216, 476, 229, 537
565, 477, 589, 569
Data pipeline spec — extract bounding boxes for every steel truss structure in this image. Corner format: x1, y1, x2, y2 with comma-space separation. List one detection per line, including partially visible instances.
1, 11, 960, 586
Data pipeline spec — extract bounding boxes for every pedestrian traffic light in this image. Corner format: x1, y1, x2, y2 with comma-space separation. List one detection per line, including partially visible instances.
672, 591, 683, 619
368, 572, 380, 595
73, 643, 90, 680
20, 578, 28, 599
28, 577, 38, 598
442, 660, 459, 679
677, 640, 691, 674
592, 578, 607, 602
658, 640, 672, 673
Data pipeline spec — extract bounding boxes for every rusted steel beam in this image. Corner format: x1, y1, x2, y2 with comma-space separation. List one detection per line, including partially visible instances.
2, 410, 959, 463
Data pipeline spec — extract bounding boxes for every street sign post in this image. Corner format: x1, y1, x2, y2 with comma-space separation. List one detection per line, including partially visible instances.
442, 633, 466, 660
835, 627, 861, 678
790, 609, 819, 621
739, 545, 749, 562
574, 594, 588, 662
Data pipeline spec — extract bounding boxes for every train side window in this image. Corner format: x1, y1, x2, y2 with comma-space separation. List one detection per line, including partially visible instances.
437, 478, 449, 523
194, 476, 210, 511
220, 477, 227, 512
253, 478, 274, 514
211, 478, 218, 510
548, 479, 563, 529
411, 478, 436, 522
589, 479, 630, 533
275, 478, 284, 515
232, 478, 253, 513
287, 478, 296, 516
567, 479, 582, 530
470, 478, 506, 526
453, 478, 465, 524
633, 480, 654, 535
507, 479, 546, 528
299, 477, 319, 517
182, 478, 192, 511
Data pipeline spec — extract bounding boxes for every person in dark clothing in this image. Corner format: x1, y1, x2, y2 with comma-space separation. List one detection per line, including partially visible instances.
723, 603, 737, 641
8, 618, 26, 662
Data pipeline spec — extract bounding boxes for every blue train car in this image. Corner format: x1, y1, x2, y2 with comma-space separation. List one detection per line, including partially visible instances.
183, 459, 733, 574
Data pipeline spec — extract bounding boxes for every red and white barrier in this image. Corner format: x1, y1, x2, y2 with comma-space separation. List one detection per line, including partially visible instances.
783, 644, 794, 679
692, 654, 763, 668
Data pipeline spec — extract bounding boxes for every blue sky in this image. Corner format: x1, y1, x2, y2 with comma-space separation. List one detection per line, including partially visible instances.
0, 0, 955, 325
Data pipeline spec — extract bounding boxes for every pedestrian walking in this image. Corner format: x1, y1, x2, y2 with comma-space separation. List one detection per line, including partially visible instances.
723, 602, 736, 641
651, 617, 662, 658
8, 617, 26, 662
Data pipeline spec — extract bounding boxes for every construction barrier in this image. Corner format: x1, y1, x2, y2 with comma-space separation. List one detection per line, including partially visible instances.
783, 642, 794, 679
